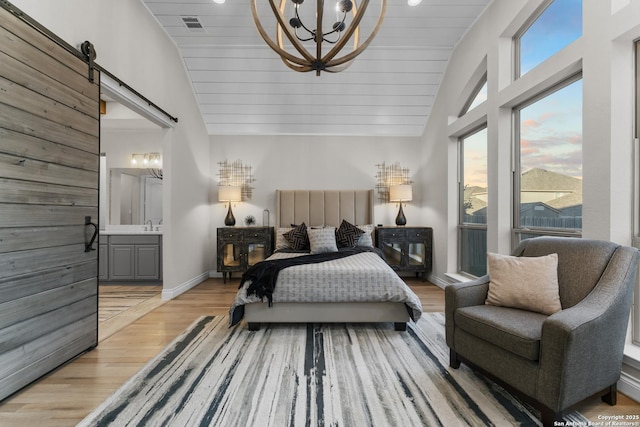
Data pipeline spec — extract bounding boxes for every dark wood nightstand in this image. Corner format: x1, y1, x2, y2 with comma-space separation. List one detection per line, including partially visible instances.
217, 227, 273, 283
375, 226, 433, 279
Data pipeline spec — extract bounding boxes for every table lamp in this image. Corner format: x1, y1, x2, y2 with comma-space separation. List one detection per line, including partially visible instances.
389, 184, 412, 226
219, 186, 241, 226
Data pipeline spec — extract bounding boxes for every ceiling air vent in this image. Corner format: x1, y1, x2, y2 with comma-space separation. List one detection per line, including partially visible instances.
181, 16, 205, 32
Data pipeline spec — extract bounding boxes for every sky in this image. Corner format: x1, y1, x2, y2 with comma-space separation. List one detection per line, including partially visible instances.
463, 0, 583, 189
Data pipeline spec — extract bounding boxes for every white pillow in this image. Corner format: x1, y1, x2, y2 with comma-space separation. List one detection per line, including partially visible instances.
356, 224, 375, 247
308, 227, 338, 254
485, 252, 562, 315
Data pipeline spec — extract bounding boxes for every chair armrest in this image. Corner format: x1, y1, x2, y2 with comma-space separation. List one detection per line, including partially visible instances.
536, 246, 638, 411
445, 275, 490, 310
445, 275, 490, 348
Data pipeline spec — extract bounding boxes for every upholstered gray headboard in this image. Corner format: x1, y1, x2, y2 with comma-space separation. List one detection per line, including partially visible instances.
275, 190, 374, 228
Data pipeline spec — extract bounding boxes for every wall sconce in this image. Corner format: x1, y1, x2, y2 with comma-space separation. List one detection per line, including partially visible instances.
217, 159, 255, 200
218, 185, 242, 226
131, 152, 163, 179
390, 184, 412, 226
375, 162, 413, 203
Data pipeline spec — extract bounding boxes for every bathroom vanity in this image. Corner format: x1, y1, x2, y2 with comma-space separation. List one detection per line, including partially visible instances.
99, 227, 162, 282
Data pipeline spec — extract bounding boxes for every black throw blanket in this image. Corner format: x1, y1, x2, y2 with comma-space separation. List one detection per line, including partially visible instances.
240, 246, 383, 306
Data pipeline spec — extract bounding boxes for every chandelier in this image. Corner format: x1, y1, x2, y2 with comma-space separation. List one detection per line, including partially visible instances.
251, 0, 387, 76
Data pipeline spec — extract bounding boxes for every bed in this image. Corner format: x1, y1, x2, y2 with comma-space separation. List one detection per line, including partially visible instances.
228, 189, 423, 331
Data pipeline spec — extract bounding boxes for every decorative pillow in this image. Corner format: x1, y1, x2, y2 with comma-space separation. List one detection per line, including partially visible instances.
308, 227, 338, 254
275, 227, 293, 251
485, 252, 562, 315
283, 222, 309, 251
335, 220, 365, 248
356, 224, 375, 247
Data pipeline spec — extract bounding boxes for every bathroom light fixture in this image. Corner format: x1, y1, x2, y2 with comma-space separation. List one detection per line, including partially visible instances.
131, 152, 163, 179
389, 184, 412, 226
251, 0, 387, 75
219, 185, 242, 226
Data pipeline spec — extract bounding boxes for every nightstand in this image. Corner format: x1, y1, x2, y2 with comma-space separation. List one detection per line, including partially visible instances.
375, 226, 433, 279
217, 227, 273, 283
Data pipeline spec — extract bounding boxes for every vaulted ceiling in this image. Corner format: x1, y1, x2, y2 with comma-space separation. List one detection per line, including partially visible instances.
140, 0, 492, 137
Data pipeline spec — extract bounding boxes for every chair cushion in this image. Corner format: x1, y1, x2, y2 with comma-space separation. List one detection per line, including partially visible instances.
486, 252, 562, 315
455, 305, 548, 361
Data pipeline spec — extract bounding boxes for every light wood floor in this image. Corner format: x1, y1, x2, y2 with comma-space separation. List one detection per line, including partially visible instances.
0, 278, 637, 426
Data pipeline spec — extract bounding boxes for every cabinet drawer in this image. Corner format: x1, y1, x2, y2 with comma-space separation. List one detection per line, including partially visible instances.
408, 230, 429, 240
243, 228, 271, 240
217, 227, 272, 240
376, 229, 406, 240
217, 228, 240, 239
109, 235, 160, 245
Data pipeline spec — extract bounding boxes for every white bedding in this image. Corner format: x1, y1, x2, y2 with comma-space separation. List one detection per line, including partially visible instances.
229, 251, 423, 325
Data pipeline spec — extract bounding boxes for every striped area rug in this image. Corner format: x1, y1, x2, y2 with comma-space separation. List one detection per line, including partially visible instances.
79, 314, 588, 426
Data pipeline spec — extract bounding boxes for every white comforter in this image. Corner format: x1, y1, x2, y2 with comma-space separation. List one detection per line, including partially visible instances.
229, 251, 423, 324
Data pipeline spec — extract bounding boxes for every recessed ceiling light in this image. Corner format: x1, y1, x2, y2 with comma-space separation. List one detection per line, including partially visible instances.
213, 0, 225, 4
408, 0, 422, 5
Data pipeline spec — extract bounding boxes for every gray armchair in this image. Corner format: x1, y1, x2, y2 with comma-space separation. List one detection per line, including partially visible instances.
445, 237, 639, 427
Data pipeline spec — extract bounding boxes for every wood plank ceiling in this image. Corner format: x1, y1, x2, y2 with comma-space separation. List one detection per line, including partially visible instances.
140, 0, 492, 137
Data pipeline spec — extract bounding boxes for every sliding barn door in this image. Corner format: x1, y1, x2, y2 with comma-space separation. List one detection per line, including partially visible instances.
0, 6, 100, 400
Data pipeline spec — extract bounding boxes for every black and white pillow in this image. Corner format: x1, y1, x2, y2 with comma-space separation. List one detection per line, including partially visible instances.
335, 219, 365, 248
275, 227, 294, 251
283, 222, 310, 251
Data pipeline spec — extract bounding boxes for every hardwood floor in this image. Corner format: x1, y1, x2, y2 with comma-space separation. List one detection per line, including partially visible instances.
0, 278, 637, 425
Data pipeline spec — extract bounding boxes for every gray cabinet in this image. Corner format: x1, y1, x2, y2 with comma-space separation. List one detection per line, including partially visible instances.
217, 227, 273, 283
375, 226, 432, 279
101, 235, 162, 282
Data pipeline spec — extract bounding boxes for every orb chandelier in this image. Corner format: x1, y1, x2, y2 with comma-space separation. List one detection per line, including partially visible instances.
251, 0, 387, 76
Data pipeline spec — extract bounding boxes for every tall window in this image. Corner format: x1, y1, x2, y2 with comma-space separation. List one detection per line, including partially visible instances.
517, 0, 582, 77
514, 77, 582, 242
459, 127, 488, 276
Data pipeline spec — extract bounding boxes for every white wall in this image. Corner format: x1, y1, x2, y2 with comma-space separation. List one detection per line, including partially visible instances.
209, 134, 424, 275
12, 0, 212, 298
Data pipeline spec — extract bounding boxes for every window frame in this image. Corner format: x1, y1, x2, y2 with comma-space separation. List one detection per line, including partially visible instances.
458, 125, 488, 277
633, 40, 640, 345
512, 72, 583, 247
459, 74, 488, 116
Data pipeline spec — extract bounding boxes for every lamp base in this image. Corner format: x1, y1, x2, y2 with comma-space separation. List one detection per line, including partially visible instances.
225, 203, 236, 226
395, 202, 407, 226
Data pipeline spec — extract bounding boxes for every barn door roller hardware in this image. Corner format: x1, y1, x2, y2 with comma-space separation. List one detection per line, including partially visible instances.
80, 40, 97, 82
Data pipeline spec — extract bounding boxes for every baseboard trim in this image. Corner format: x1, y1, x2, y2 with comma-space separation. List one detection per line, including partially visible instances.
429, 274, 448, 289
619, 365, 640, 403
161, 271, 210, 300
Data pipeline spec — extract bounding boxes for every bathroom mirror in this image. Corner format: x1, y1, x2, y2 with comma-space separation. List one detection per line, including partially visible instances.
109, 168, 162, 225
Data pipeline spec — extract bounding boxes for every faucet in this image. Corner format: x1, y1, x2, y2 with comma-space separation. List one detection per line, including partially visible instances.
145, 219, 153, 231
156, 219, 162, 231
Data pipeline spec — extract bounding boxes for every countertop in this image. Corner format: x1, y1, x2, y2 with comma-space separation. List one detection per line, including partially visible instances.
100, 226, 163, 235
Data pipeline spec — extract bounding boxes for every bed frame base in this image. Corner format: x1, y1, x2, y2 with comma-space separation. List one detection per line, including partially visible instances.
244, 302, 410, 331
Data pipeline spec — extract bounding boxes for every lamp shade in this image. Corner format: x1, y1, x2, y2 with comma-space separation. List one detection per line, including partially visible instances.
389, 184, 412, 202
218, 185, 242, 202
